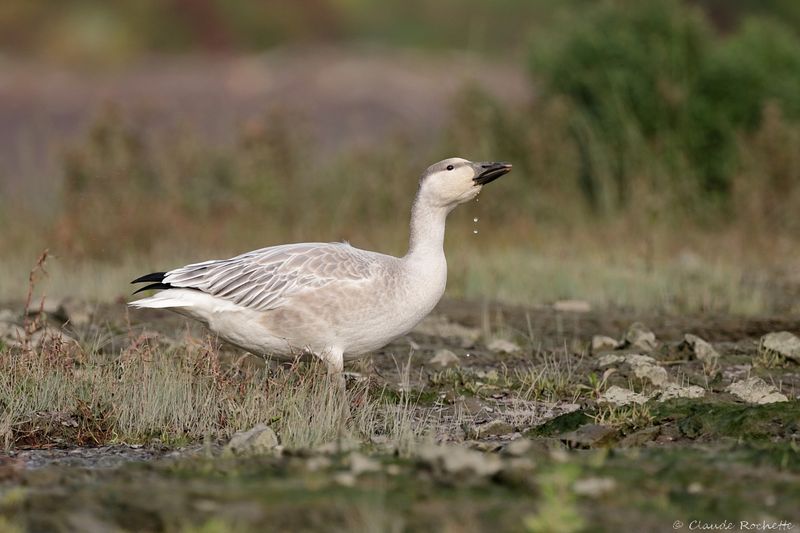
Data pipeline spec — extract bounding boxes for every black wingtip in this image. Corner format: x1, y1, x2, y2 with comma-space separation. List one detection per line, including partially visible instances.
131, 271, 167, 285
132, 282, 173, 295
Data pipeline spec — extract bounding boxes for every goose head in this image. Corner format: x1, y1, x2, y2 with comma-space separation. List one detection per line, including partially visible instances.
418, 157, 512, 210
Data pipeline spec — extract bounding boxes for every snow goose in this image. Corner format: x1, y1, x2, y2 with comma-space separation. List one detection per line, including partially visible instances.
130, 157, 511, 372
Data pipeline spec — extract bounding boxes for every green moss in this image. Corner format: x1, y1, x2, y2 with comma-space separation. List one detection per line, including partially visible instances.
527, 410, 591, 437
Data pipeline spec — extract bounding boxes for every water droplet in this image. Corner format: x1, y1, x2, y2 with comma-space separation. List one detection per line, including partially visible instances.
473, 230, 478, 234
473, 217, 479, 223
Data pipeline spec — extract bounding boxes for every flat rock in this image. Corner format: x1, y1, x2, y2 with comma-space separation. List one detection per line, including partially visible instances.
599, 385, 649, 406
726, 377, 788, 404
486, 338, 521, 354
559, 424, 618, 448
502, 438, 532, 457
476, 419, 515, 438
573, 476, 617, 497
598, 354, 626, 367
761, 331, 800, 363
619, 426, 661, 447
419, 444, 502, 479
624, 322, 657, 351
430, 349, 460, 368
632, 361, 669, 387
414, 315, 480, 348
657, 383, 705, 402
591, 335, 619, 353
683, 334, 720, 363
349, 452, 381, 475
223, 424, 279, 456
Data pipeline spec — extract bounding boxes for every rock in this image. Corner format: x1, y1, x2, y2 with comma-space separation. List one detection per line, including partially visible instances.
414, 315, 480, 348
573, 477, 616, 497
487, 338, 521, 354
349, 452, 380, 476
559, 424, 618, 448
59, 298, 93, 328
599, 385, 649, 406
430, 349, 460, 368
761, 331, 800, 363
632, 361, 669, 387
502, 438, 532, 457
553, 299, 591, 313
623, 323, 657, 351
223, 424, 279, 456
617, 353, 669, 387
598, 354, 626, 367
657, 383, 705, 402
0, 322, 26, 342
619, 426, 660, 447
683, 334, 720, 364
624, 354, 657, 366
726, 378, 788, 404
418, 444, 502, 480
0, 309, 16, 323
591, 335, 619, 352
476, 419, 514, 438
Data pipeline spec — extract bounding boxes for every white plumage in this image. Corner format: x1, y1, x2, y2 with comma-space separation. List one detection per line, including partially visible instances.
130, 157, 511, 372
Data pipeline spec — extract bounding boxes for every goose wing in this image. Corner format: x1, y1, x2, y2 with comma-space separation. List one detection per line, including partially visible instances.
157, 242, 378, 311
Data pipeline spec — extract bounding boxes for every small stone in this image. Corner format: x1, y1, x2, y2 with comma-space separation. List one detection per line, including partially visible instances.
619, 426, 660, 447
553, 300, 591, 313
430, 349, 460, 368
624, 354, 657, 366
599, 385, 649, 406
477, 419, 514, 438
502, 438, 532, 457
414, 316, 480, 348
573, 477, 616, 497
0, 323, 26, 343
349, 452, 380, 476
624, 323, 657, 351
487, 338, 521, 354
761, 331, 800, 363
559, 424, 618, 448
59, 298, 93, 328
726, 377, 788, 404
632, 362, 669, 387
683, 334, 720, 364
418, 444, 501, 479
223, 424, 279, 456
657, 383, 705, 402
598, 354, 626, 367
333, 472, 356, 487
591, 335, 619, 352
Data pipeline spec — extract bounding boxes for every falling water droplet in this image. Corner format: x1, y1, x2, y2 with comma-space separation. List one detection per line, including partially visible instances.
473, 217, 479, 223
473, 230, 478, 234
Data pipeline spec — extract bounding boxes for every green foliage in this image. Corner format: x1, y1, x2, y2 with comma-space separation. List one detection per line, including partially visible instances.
530, 0, 800, 210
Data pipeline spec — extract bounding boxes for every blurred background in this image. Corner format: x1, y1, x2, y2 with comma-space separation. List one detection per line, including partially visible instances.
1, 0, 799, 314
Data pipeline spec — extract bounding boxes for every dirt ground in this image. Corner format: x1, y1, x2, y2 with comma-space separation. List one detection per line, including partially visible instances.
1, 298, 799, 532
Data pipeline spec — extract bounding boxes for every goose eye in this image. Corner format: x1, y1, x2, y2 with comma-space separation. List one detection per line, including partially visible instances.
446, 165, 454, 171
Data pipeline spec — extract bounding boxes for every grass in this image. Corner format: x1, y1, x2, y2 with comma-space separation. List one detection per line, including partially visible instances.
0, 231, 792, 316
0, 325, 426, 452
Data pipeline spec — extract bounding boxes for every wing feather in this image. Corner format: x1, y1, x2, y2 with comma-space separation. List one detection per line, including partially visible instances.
161, 242, 378, 311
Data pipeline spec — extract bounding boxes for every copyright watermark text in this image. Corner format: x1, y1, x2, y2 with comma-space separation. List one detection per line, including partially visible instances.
672, 520, 795, 531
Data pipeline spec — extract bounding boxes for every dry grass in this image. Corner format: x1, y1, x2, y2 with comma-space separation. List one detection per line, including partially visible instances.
0, 325, 426, 452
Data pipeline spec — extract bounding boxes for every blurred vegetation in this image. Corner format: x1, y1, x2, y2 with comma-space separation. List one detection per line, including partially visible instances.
530, 0, 800, 217
2, 0, 800, 309
2, 0, 800, 63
